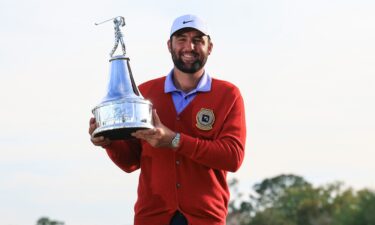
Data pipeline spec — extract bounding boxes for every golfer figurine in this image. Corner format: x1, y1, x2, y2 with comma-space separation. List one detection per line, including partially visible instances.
110, 16, 126, 57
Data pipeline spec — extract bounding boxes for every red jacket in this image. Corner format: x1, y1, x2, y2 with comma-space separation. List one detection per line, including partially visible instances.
105, 76, 246, 225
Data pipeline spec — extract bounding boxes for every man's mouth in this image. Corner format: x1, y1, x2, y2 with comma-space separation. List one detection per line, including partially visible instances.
181, 52, 198, 63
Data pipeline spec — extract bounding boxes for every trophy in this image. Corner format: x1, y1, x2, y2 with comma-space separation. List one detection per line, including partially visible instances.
92, 16, 153, 140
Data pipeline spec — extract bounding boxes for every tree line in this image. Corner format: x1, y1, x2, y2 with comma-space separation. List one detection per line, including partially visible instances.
35, 174, 375, 225
227, 174, 375, 225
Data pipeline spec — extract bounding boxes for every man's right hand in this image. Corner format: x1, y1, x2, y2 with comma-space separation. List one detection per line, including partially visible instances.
89, 117, 112, 147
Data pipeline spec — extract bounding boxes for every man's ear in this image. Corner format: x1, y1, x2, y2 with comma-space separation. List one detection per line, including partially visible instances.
208, 42, 213, 55
167, 39, 172, 53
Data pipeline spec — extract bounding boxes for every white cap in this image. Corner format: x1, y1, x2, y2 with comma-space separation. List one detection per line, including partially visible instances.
170, 14, 209, 37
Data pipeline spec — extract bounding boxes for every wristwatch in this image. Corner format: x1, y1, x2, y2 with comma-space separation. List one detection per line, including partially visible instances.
171, 133, 181, 148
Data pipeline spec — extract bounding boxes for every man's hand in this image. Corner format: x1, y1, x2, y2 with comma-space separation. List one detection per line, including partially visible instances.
89, 117, 112, 147
131, 109, 176, 148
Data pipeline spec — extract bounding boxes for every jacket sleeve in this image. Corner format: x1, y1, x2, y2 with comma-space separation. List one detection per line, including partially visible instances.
177, 93, 246, 172
105, 139, 142, 173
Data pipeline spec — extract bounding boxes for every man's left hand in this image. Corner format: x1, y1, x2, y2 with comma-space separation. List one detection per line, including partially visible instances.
131, 109, 176, 148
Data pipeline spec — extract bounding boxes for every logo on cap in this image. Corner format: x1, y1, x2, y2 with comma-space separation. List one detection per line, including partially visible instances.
183, 20, 194, 24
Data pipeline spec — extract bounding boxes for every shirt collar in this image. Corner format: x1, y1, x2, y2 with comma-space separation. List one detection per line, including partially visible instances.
164, 69, 212, 94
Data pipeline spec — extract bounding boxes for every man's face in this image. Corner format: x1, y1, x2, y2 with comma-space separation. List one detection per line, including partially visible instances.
168, 29, 213, 74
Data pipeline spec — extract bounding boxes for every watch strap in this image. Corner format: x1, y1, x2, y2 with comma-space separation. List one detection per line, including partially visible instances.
171, 133, 181, 148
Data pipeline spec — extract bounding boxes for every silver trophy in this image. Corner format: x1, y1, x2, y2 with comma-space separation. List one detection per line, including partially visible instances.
92, 16, 153, 140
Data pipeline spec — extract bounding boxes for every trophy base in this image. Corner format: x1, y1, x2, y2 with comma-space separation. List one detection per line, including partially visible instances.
92, 97, 154, 140
93, 127, 148, 140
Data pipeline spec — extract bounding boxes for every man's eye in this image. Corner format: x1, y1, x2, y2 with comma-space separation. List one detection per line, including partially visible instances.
193, 39, 203, 44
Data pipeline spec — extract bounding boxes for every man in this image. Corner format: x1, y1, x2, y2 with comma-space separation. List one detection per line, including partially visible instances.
89, 14, 246, 225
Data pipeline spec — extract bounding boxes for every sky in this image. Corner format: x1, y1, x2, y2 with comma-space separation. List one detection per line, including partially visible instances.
0, 0, 374, 224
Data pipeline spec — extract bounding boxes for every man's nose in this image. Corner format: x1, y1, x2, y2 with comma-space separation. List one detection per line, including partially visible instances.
184, 39, 195, 50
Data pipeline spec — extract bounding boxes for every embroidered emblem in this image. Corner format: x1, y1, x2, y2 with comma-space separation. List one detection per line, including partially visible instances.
196, 108, 215, 130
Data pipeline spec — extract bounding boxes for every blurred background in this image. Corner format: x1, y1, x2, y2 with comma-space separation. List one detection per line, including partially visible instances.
0, 0, 374, 224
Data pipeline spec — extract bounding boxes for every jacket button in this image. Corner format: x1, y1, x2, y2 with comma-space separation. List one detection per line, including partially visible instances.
176, 183, 181, 188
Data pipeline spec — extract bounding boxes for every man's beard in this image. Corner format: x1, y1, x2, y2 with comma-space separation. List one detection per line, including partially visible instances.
171, 50, 208, 74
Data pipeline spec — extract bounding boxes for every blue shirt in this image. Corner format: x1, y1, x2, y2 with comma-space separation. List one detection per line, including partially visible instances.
164, 70, 212, 114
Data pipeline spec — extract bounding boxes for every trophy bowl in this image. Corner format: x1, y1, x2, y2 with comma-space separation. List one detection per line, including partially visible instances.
92, 97, 153, 140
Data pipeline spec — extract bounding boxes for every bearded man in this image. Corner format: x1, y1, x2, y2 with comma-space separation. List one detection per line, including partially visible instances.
89, 14, 247, 225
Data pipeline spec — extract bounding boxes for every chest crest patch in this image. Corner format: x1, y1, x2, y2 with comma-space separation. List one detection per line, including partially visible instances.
196, 108, 215, 131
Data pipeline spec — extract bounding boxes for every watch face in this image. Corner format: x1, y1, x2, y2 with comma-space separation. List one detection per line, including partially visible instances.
172, 133, 180, 148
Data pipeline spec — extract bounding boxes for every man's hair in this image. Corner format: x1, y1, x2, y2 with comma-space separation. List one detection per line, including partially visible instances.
170, 28, 211, 43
